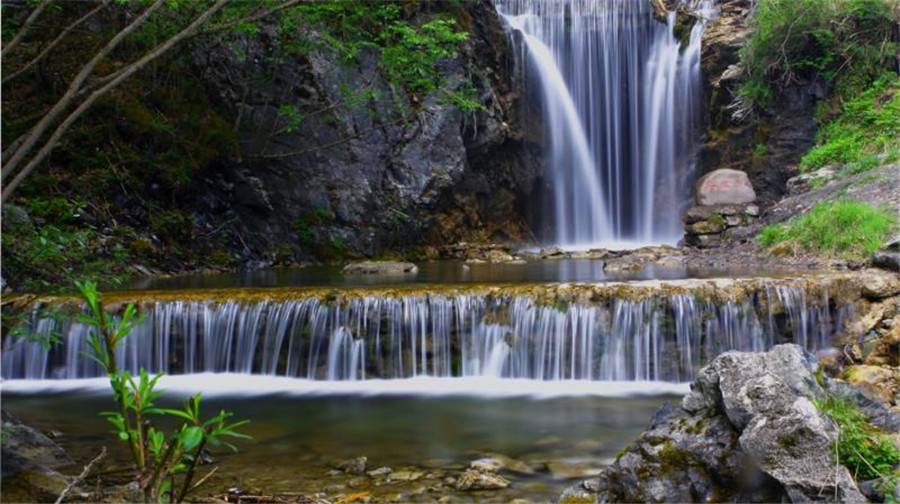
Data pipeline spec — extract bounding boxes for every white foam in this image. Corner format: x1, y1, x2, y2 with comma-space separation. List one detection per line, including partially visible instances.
1, 375, 689, 399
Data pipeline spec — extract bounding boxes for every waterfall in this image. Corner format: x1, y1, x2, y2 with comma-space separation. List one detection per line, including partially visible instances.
2, 284, 850, 383
497, 0, 712, 247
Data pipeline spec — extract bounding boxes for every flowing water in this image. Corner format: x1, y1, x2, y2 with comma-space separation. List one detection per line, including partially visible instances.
3, 280, 850, 383
497, 0, 712, 247
1, 274, 858, 500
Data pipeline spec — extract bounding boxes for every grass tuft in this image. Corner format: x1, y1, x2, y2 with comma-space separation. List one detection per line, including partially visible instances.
813, 394, 900, 484
801, 74, 900, 173
758, 199, 895, 259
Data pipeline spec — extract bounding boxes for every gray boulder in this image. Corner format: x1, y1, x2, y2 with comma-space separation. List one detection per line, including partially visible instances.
873, 251, 900, 272
696, 169, 757, 206
562, 345, 867, 503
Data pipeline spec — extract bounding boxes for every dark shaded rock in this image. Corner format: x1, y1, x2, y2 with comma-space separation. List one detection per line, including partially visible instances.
2, 205, 34, 233
193, 3, 540, 258
873, 251, 900, 272
1, 410, 73, 503
1, 411, 72, 477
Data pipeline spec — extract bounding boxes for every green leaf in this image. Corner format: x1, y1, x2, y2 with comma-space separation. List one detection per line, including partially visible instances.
158, 408, 194, 421
180, 426, 204, 451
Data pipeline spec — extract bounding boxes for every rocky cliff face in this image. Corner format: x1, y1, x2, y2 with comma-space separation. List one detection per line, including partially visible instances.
193, 1, 540, 260
698, 0, 825, 204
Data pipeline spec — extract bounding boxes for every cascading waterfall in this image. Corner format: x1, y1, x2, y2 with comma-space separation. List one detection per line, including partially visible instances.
3, 285, 850, 383
497, 0, 712, 246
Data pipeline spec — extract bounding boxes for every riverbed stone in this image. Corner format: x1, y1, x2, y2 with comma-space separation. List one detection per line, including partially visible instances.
865, 325, 900, 367
485, 249, 515, 263
342, 261, 418, 275
696, 169, 757, 206
860, 269, 900, 299
336, 456, 367, 474
603, 255, 647, 273
843, 365, 899, 406
389, 470, 425, 482
454, 469, 510, 490
367, 467, 392, 477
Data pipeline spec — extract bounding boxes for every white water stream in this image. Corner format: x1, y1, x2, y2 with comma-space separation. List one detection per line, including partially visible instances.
497, 0, 714, 247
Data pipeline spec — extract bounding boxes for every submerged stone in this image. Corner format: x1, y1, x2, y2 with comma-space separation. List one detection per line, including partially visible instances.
336, 456, 367, 474
454, 469, 510, 490
342, 261, 418, 276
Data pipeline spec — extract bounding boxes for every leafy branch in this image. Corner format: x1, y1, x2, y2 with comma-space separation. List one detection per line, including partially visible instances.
75, 281, 250, 503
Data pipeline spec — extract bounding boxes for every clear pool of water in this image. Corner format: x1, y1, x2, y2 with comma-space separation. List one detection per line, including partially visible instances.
3, 386, 675, 502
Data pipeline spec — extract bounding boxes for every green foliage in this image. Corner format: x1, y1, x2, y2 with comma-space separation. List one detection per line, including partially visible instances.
814, 394, 900, 484
150, 209, 194, 245
739, 0, 898, 109
801, 74, 900, 172
758, 199, 896, 259
1, 221, 134, 292
75, 281, 250, 503
268, 1, 477, 108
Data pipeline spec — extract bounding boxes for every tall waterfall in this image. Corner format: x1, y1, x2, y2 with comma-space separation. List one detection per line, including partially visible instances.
3, 284, 850, 383
498, 0, 711, 247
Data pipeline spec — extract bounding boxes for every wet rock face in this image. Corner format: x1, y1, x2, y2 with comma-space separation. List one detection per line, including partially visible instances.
563, 345, 867, 503
683, 203, 758, 249
194, 2, 539, 258
1, 410, 73, 502
699, 0, 824, 204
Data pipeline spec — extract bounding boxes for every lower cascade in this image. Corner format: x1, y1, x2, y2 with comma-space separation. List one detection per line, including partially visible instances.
3, 279, 852, 383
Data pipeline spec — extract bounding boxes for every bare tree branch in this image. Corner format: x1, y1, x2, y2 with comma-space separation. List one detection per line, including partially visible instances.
3, 0, 111, 85
2, 0, 230, 201
251, 116, 409, 159
198, 0, 304, 35
54, 447, 107, 504
1, 0, 166, 182
1, 0, 52, 58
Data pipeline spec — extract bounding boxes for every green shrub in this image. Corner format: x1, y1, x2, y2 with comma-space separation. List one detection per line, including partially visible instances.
0, 223, 134, 292
150, 210, 194, 245
76, 281, 250, 503
814, 394, 900, 483
801, 74, 900, 172
758, 199, 895, 258
739, 0, 898, 109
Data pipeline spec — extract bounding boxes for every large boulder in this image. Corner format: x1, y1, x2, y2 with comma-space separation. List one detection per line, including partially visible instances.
562, 345, 867, 503
695, 169, 757, 206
